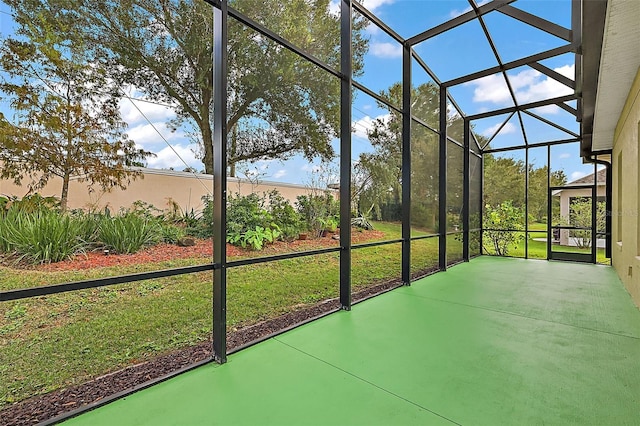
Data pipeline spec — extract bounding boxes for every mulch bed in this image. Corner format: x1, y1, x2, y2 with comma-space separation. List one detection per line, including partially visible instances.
0, 229, 400, 425
25, 229, 384, 272
0, 278, 407, 426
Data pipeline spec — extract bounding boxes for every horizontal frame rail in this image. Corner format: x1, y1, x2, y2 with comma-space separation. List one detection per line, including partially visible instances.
0, 264, 215, 302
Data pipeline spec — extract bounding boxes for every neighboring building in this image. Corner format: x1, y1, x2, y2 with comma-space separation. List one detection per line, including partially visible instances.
552, 169, 606, 248
0, 167, 334, 214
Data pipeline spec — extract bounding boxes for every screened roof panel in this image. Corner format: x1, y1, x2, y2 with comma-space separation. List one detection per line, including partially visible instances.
506, 64, 574, 107
481, 10, 570, 64
413, 18, 499, 82
372, 0, 478, 39
520, 111, 579, 144
471, 112, 517, 149
483, 114, 527, 150
511, 0, 572, 28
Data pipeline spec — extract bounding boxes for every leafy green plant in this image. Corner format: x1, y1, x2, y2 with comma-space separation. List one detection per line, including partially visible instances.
266, 190, 301, 240
227, 193, 272, 234
70, 210, 104, 246
99, 214, 161, 254
296, 193, 339, 237
323, 217, 338, 233
566, 198, 606, 249
482, 201, 525, 256
159, 223, 186, 244
1, 209, 87, 263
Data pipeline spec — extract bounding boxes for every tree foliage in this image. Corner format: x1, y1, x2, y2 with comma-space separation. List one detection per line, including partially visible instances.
3, 0, 369, 175
0, 10, 152, 211
482, 201, 525, 256
355, 83, 438, 225
483, 153, 567, 223
567, 198, 606, 249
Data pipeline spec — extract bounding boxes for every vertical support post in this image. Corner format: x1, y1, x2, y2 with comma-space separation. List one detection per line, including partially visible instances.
524, 147, 529, 258
463, 118, 470, 261
605, 160, 612, 259
546, 145, 552, 260
439, 88, 448, 270
212, 0, 228, 364
339, 0, 352, 309
480, 148, 484, 254
401, 44, 412, 284
591, 163, 597, 263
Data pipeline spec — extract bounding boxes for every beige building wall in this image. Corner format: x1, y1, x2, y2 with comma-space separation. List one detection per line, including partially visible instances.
556, 185, 606, 247
0, 167, 332, 214
612, 66, 640, 307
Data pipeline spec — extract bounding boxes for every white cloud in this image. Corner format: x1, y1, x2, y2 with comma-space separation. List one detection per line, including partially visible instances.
570, 171, 586, 181
328, 0, 340, 16
360, 0, 395, 12
469, 74, 512, 104
467, 64, 575, 115
559, 153, 571, 159
120, 98, 175, 124
449, 0, 490, 18
330, 0, 394, 16
352, 113, 391, 139
273, 169, 287, 179
301, 164, 322, 173
145, 145, 199, 170
482, 122, 517, 137
126, 123, 184, 148
370, 41, 402, 58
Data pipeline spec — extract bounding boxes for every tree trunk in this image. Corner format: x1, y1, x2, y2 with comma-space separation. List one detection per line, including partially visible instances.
60, 173, 70, 212
229, 124, 237, 177
202, 122, 214, 175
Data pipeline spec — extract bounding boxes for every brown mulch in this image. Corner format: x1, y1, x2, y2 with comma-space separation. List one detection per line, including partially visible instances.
25, 229, 385, 272
0, 277, 413, 426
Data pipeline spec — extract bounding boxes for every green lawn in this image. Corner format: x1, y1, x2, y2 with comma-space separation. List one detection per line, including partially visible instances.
0, 222, 441, 407
1, 222, 610, 408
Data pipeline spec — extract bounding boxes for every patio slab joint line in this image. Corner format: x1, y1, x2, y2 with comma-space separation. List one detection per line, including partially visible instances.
401, 292, 640, 340
272, 337, 462, 426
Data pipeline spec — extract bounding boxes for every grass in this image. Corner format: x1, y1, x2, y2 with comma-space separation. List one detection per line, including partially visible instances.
0, 222, 441, 408
482, 227, 609, 264
1, 221, 610, 408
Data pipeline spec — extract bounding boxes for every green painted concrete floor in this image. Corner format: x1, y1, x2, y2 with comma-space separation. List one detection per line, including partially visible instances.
64, 257, 640, 425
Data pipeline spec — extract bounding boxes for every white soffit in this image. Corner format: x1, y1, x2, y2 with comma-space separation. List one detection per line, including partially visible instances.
592, 0, 640, 151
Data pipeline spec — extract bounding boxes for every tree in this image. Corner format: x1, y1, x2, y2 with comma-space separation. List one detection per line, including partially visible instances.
527, 165, 567, 222
3, 0, 368, 175
356, 82, 441, 225
482, 153, 526, 209
0, 16, 152, 211
482, 201, 525, 256
566, 198, 606, 249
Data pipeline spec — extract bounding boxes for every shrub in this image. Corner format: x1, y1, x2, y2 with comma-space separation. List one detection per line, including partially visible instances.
1, 209, 87, 263
159, 223, 186, 244
227, 192, 272, 234
99, 214, 161, 254
70, 210, 104, 246
227, 225, 281, 250
266, 190, 302, 240
296, 193, 339, 237
184, 195, 214, 238
482, 201, 525, 256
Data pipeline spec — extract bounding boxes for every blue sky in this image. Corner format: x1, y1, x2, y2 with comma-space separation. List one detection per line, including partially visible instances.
0, 0, 595, 185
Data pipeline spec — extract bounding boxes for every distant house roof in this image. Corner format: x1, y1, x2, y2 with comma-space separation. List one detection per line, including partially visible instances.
568, 169, 607, 186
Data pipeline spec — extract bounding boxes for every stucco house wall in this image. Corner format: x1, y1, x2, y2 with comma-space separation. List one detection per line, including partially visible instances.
553, 177, 606, 248
0, 167, 331, 214
612, 66, 640, 307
